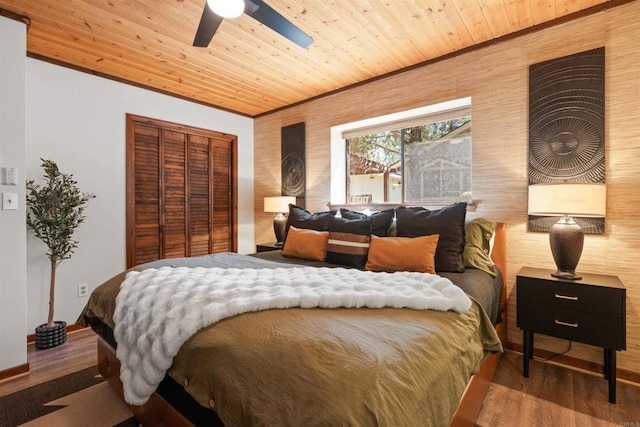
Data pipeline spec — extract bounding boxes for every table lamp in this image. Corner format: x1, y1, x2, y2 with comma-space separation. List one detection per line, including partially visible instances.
528, 183, 606, 280
264, 196, 296, 246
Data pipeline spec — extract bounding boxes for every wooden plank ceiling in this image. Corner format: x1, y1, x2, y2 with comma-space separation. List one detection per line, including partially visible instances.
0, 0, 617, 117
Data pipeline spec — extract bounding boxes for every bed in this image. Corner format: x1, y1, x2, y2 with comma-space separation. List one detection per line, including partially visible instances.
79, 205, 507, 427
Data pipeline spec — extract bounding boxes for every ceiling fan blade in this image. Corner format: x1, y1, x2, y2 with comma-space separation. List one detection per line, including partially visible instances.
245, 0, 313, 48
193, 4, 224, 47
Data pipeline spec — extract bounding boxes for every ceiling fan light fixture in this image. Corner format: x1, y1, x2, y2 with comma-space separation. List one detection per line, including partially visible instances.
207, 0, 244, 19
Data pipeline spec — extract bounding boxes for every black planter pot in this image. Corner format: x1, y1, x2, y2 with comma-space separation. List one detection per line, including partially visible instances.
35, 321, 67, 349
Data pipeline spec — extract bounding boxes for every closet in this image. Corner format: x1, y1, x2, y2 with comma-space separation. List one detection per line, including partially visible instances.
126, 114, 237, 268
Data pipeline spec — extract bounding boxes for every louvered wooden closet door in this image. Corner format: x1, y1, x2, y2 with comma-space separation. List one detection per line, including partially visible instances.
126, 115, 237, 268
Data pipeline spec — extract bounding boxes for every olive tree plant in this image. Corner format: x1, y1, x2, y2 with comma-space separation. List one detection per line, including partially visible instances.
26, 159, 94, 328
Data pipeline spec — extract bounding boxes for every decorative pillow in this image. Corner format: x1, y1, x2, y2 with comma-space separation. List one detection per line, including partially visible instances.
325, 215, 374, 269
463, 218, 498, 277
365, 234, 439, 274
395, 202, 467, 273
339, 208, 395, 237
284, 204, 336, 242
282, 226, 329, 261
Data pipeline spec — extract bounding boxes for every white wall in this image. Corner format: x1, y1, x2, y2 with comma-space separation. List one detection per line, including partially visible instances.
349, 174, 402, 203
25, 59, 254, 331
0, 17, 27, 371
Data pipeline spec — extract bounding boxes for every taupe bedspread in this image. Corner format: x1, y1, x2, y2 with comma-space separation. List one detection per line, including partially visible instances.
80, 252, 502, 427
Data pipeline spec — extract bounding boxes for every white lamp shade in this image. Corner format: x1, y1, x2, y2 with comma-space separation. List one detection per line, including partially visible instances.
207, 0, 244, 18
528, 183, 606, 217
264, 196, 296, 213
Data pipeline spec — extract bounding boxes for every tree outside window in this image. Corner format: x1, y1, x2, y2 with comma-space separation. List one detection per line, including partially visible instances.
347, 109, 471, 204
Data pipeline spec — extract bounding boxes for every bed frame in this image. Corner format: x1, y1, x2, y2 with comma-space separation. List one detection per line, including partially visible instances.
450, 221, 507, 426
97, 222, 507, 426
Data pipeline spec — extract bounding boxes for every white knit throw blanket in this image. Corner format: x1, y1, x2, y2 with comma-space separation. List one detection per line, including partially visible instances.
113, 266, 472, 405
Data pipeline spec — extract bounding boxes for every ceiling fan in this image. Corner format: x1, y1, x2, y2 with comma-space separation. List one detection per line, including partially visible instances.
193, 0, 313, 48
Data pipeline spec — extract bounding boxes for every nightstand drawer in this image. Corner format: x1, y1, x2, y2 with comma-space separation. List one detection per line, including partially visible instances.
517, 277, 624, 318
518, 303, 625, 350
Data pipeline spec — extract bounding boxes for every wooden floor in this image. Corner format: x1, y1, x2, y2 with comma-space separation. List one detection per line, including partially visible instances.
477, 351, 640, 426
0, 328, 96, 398
1, 329, 639, 426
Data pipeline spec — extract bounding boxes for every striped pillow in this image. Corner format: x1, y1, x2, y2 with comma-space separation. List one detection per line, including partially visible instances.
325, 216, 374, 269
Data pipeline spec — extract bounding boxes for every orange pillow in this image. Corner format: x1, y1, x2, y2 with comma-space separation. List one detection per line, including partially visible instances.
282, 226, 329, 261
365, 234, 439, 273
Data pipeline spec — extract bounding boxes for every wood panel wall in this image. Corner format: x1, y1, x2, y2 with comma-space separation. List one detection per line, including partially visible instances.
254, 2, 640, 377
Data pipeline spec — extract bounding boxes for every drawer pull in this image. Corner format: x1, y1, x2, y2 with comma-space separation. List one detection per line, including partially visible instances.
555, 320, 578, 328
554, 293, 578, 301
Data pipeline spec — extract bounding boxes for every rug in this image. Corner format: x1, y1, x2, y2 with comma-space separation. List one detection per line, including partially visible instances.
0, 366, 138, 426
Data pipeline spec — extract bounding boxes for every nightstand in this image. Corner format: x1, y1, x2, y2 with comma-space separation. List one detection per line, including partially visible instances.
516, 266, 626, 403
256, 243, 282, 253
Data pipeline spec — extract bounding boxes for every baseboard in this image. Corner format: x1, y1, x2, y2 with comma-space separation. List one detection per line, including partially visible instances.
26, 324, 88, 344
0, 362, 30, 382
505, 341, 640, 385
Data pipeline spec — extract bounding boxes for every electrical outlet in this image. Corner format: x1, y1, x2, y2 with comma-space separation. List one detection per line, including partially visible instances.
77, 283, 88, 298
2, 192, 18, 210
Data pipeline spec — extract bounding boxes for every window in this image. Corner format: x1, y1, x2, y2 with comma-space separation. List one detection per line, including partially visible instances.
344, 100, 472, 204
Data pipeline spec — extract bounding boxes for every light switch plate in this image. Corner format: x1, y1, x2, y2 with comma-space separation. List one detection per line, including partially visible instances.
2, 192, 18, 210
3, 167, 17, 186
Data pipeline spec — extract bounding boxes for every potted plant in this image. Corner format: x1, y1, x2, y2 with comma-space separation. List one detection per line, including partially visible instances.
26, 159, 94, 349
